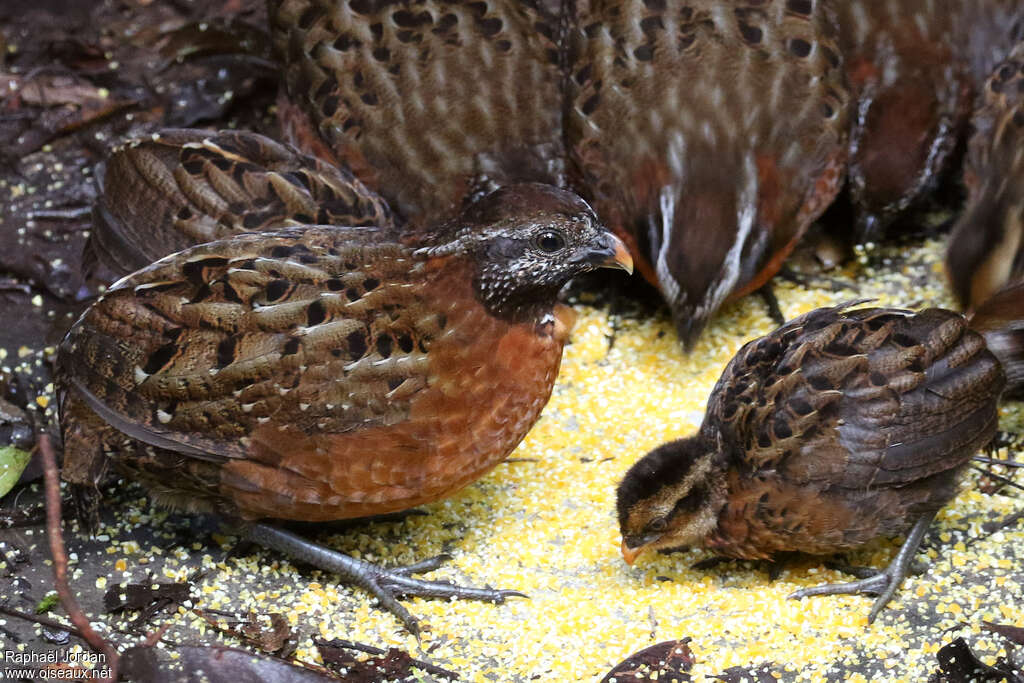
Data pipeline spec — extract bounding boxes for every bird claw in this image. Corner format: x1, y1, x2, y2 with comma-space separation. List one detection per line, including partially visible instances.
787, 567, 899, 623
825, 558, 928, 580
241, 522, 526, 636
787, 513, 936, 623
387, 553, 452, 577
368, 559, 527, 636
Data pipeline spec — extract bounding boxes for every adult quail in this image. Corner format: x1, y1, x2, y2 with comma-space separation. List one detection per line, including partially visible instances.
268, 0, 1024, 349
88, 128, 394, 281
946, 42, 1024, 312
59, 182, 633, 633
616, 302, 1003, 622
567, 0, 851, 347
269, 0, 567, 226
829, 1, 1024, 243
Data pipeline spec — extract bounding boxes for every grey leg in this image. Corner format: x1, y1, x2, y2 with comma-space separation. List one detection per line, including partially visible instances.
825, 558, 928, 580
788, 512, 936, 623
242, 522, 526, 636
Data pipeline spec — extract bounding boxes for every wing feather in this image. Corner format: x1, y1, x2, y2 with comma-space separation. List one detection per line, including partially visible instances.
706, 303, 1004, 490
62, 227, 442, 462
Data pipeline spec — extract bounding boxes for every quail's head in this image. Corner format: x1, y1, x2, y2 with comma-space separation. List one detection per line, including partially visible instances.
616, 436, 727, 564
431, 183, 633, 320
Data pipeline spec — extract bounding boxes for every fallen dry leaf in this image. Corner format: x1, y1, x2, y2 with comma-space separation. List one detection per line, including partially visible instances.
600, 639, 695, 683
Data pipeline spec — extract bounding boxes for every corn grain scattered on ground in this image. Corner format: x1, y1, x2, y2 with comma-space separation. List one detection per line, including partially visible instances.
1, 235, 1022, 681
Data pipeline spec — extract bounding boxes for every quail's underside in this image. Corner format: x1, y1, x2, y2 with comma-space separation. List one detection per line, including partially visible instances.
617, 303, 1004, 622
59, 183, 632, 633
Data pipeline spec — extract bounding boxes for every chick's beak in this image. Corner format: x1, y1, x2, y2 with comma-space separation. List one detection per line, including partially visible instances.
620, 538, 645, 566
578, 232, 634, 275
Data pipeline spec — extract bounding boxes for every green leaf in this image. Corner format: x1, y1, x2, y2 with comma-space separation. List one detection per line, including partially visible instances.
36, 591, 59, 614
0, 445, 31, 499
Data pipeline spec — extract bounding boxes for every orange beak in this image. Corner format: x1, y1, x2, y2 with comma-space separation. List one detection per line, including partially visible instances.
608, 236, 634, 275
583, 233, 633, 275
621, 539, 644, 566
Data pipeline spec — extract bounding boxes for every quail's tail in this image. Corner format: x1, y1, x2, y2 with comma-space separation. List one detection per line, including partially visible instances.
969, 281, 1024, 397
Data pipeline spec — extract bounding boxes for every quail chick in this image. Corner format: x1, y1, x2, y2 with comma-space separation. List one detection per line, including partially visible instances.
567, 0, 850, 347
89, 129, 394, 281
617, 302, 1003, 622
59, 182, 632, 633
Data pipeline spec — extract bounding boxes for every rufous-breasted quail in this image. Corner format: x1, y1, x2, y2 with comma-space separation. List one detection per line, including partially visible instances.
59, 182, 632, 633
269, 0, 567, 227
807, 2, 1021, 240
567, 0, 850, 347
269, 0, 1023, 348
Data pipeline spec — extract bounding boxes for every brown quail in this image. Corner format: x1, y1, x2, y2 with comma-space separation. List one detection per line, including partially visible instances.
616, 302, 1003, 622
88, 128, 394, 281
946, 42, 1024, 312
835, 1, 1022, 239
269, 0, 567, 226
265, 1, 1024, 348
836, 2, 969, 238
567, 0, 850, 347
59, 182, 632, 633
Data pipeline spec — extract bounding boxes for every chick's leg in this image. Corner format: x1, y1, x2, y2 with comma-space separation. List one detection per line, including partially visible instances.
787, 512, 935, 623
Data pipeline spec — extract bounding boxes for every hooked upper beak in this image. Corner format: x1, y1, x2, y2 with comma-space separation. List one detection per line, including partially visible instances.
575, 233, 634, 275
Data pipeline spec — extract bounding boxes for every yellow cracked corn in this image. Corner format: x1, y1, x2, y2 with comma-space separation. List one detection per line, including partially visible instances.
82, 237, 1023, 681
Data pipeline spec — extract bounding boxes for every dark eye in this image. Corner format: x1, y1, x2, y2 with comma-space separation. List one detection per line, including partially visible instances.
535, 231, 566, 253
649, 518, 667, 533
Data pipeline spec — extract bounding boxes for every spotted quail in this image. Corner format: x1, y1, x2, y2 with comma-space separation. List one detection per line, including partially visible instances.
567, 0, 850, 347
88, 128, 394, 281
946, 42, 1024, 313
59, 182, 633, 633
269, 0, 567, 226
616, 302, 1003, 622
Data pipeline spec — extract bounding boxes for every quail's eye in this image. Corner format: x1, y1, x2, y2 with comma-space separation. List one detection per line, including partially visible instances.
649, 518, 668, 533
535, 231, 566, 253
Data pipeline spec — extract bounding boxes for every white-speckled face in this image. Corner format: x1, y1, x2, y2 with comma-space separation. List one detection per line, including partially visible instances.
433, 183, 632, 321
473, 217, 624, 314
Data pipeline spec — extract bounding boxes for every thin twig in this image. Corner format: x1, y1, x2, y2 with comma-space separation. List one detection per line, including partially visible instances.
26, 207, 92, 221
142, 621, 173, 649
40, 433, 120, 682
973, 456, 1024, 469
972, 466, 1024, 492
0, 602, 181, 649
0, 604, 85, 639
963, 509, 1024, 550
